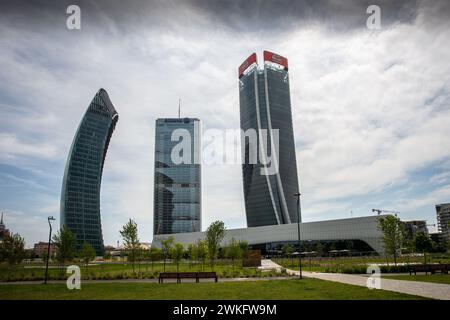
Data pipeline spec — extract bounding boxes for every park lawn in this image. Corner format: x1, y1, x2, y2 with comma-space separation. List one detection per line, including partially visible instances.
0, 278, 428, 300
383, 274, 450, 285
0, 261, 283, 282
273, 254, 450, 274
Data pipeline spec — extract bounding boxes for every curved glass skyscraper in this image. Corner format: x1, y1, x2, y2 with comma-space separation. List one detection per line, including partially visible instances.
60, 89, 118, 255
239, 51, 300, 227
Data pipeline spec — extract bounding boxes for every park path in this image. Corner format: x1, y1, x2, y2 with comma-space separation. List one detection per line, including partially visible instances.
266, 260, 450, 300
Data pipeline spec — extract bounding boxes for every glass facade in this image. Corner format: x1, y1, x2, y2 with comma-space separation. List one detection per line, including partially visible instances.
60, 89, 118, 255
239, 62, 300, 227
436, 203, 450, 242
153, 118, 201, 235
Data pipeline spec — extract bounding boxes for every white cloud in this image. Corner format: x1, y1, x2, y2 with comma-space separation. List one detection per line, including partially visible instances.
1, 0, 449, 245
0, 133, 57, 160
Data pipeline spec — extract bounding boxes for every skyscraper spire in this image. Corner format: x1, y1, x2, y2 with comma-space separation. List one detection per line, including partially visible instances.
178, 98, 181, 119
0, 212, 3, 225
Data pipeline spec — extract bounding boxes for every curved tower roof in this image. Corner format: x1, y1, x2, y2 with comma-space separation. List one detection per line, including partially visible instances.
60, 89, 118, 255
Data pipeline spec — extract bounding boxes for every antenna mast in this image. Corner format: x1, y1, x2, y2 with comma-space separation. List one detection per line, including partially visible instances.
178, 98, 181, 119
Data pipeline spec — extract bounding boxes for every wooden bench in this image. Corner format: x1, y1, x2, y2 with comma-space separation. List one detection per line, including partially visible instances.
409, 264, 450, 275
196, 272, 218, 283
158, 272, 179, 283
159, 272, 218, 283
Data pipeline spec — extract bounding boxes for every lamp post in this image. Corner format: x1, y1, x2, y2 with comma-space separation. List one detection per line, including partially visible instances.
44, 216, 55, 284
293, 192, 303, 279
308, 240, 312, 273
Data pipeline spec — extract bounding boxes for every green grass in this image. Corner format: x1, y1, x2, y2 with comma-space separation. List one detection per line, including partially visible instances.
0, 261, 286, 282
0, 278, 428, 300
274, 254, 450, 274
383, 274, 450, 285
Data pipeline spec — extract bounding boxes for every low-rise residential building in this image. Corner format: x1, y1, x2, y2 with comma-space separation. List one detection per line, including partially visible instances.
436, 203, 450, 242
402, 220, 428, 241
33, 242, 56, 258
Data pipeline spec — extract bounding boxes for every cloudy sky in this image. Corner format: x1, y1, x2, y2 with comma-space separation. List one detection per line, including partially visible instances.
1, 0, 450, 247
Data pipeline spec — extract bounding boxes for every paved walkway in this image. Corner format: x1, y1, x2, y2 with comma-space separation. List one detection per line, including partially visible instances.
266, 260, 450, 300
259, 259, 284, 271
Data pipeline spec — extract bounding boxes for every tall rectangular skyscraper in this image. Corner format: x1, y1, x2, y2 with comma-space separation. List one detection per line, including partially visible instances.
238, 51, 300, 227
153, 118, 201, 235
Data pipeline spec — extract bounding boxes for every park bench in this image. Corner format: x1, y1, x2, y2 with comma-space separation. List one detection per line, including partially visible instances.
409, 264, 450, 275
159, 272, 218, 283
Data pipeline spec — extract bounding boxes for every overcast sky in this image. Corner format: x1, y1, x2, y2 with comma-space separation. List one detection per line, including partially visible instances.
1, 0, 450, 247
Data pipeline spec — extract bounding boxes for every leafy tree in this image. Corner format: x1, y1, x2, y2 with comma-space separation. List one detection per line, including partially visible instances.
161, 236, 174, 271
196, 239, 207, 271
136, 247, 144, 274
79, 242, 96, 274
239, 240, 249, 260
141, 248, 150, 272
186, 243, 196, 268
377, 215, 404, 266
149, 246, 162, 271
41, 250, 48, 264
315, 242, 324, 257
119, 219, 140, 273
283, 244, 295, 267
0, 233, 26, 265
205, 220, 226, 270
414, 231, 433, 264
52, 226, 76, 271
225, 238, 242, 271
170, 243, 185, 272
435, 238, 448, 253
103, 251, 112, 261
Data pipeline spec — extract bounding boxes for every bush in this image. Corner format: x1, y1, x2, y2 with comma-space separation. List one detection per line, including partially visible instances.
322, 264, 412, 274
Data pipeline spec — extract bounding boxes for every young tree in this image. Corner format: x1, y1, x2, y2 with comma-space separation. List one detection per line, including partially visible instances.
52, 226, 76, 272
103, 251, 112, 261
170, 243, 185, 272
186, 243, 196, 269
414, 231, 433, 264
136, 247, 144, 274
0, 233, 26, 265
205, 220, 226, 270
161, 236, 174, 271
225, 238, 242, 271
79, 242, 96, 274
315, 242, 324, 257
377, 215, 404, 266
119, 219, 140, 273
41, 250, 49, 264
239, 240, 249, 260
196, 239, 207, 271
149, 246, 162, 271
283, 244, 295, 268
142, 248, 150, 272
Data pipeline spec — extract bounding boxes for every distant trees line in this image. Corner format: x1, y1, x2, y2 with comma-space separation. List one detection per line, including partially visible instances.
2, 215, 448, 270
0, 233, 26, 265
119, 219, 250, 273
377, 215, 448, 265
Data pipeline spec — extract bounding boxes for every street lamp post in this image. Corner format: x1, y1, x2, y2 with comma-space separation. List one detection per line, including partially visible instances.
293, 192, 303, 279
44, 216, 55, 284
308, 240, 312, 273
